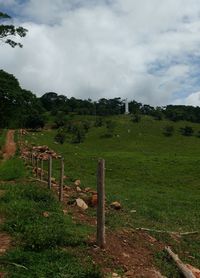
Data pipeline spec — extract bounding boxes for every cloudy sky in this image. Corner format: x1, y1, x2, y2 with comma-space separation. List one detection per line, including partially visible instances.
1, 0, 200, 106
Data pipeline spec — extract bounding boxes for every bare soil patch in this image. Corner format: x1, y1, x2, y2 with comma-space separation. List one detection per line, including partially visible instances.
3, 130, 16, 160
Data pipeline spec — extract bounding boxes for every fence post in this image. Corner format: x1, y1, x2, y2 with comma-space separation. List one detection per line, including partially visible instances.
31, 153, 34, 166
48, 156, 52, 189
36, 156, 39, 178
29, 153, 31, 165
97, 159, 106, 249
59, 157, 64, 202
40, 159, 43, 181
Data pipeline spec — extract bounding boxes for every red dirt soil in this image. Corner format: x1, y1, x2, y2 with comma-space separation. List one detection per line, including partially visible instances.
3, 130, 16, 160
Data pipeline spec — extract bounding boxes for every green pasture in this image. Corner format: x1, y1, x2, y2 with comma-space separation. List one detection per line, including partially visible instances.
23, 115, 200, 275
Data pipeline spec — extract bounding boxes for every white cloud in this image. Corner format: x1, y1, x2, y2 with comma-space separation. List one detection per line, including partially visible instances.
1, 0, 200, 105
174, 91, 200, 106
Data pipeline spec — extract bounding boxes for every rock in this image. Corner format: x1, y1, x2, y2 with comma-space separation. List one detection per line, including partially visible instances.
64, 185, 70, 190
125, 270, 134, 277
76, 186, 82, 192
62, 209, 68, 215
91, 194, 98, 207
186, 264, 200, 277
112, 273, 121, 278
84, 187, 91, 192
110, 201, 121, 210
76, 198, 88, 210
130, 210, 136, 213
122, 252, 130, 258
74, 179, 81, 186
51, 177, 56, 184
43, 211, 49, 217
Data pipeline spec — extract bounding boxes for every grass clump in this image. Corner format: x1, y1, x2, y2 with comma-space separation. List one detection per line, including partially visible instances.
0, 158, 26, 180
1, 248, 101, 278
0, 183, 100, 277
0, 183, 90, 250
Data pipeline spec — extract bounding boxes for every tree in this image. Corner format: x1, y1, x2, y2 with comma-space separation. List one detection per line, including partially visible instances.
0, 12, 28, 48
25, 114, 44, 130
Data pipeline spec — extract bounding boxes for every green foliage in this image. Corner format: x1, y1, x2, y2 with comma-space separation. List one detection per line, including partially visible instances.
0, 248, 101, 278
103, 120, 116, 138
0, 184, 91, 250
24, 114, 44, 130
131, 113, 141, 123
95, 117, 103, 127
54, 128, 66, 144
54, 111, 69, 128
0, 183, 100, 277
0, 129, 7, 148
106, 120, 116, 131
180, 125, 194, 136
72, 125, 86, 144
0, 158, 26, 180
0, 70, 44, 128
0, 12, 28, 48
163, 125, 174, 137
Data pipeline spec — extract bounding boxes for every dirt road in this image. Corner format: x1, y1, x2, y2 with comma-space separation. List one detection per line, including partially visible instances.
3, 130, 16, 160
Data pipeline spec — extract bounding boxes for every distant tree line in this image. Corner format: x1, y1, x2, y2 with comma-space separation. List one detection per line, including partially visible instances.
1, 69, 200, 129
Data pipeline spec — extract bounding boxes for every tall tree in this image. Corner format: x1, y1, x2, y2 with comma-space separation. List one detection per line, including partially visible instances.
0, 11, 27, 47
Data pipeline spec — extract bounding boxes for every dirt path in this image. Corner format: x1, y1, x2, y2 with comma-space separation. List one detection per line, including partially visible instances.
3, 130, 16, 160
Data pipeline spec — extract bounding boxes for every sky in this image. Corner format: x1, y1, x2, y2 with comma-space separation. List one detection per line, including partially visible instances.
1, 0, 200, 106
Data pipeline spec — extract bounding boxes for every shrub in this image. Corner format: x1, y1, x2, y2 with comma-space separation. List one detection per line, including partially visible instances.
95, 117, 103, 127
131, 113, 141, 123
54, 128, 66, 144
180, 126, 194, 136
25, 114, 44, 130
72, 126, 86, 143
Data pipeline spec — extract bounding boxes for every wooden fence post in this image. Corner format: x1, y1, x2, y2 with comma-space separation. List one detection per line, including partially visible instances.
48, 156, 52, 189
36, 156, 39, 178
40, 159, 43, 181
97, 159, 106, 248
31, 153, 34, 166
59, 157, 64, 202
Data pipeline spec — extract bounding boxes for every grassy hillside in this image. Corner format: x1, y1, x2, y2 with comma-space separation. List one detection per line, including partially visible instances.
24, 115, 200, 229
23, 115, 200, 275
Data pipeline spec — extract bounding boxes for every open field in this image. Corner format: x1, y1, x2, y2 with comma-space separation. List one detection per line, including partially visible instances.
23, 115, 200, 276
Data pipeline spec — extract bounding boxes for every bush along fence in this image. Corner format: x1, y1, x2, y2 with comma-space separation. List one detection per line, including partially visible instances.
20, 142, 106, 249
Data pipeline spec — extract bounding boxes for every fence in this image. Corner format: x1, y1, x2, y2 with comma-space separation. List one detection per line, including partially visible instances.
23, 148, 106, 249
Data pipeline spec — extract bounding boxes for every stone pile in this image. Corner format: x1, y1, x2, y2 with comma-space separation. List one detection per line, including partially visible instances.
32, 145, 60, 160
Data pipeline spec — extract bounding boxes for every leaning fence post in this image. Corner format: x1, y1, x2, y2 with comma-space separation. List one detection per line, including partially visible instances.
31, 153, 34, 166
40, 159, 43, 181
48, 156, 52, 189
59, 157, 64, 202
97, 159, 106, 249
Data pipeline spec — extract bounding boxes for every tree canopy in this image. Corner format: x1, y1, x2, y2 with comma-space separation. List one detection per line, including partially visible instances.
0, 11, 27, 47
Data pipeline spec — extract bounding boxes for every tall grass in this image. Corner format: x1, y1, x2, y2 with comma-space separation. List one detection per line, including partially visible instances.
0, 183, 100, 277
0, 158, 26, 181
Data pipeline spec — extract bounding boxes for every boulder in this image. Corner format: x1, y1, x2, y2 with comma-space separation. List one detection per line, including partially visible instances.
110, 201, 121, 210
76, 186, 82, 192
74, 179, 81, 186
76, 198, 88, 210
